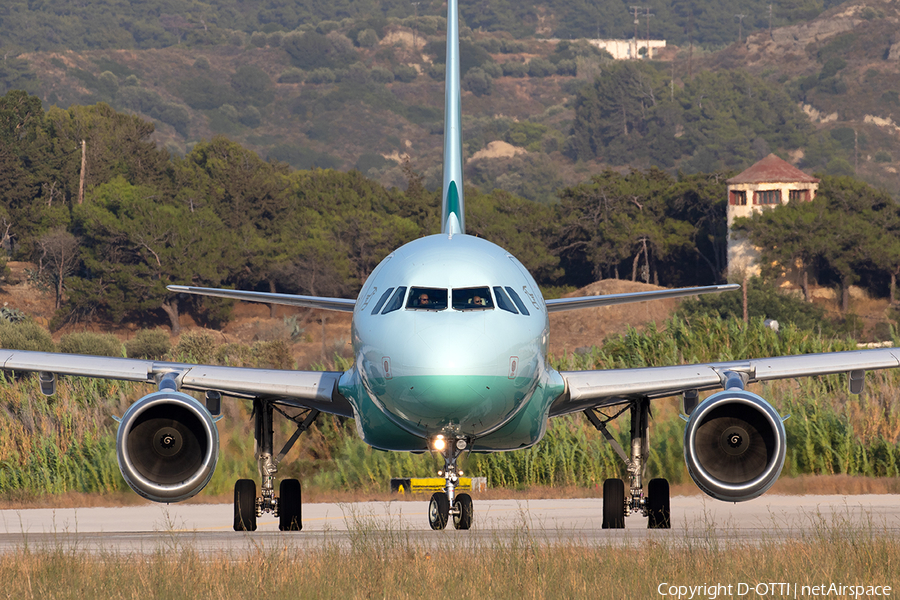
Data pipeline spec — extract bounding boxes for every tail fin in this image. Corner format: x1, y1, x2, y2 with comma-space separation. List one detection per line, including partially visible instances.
441, 0, 464, 236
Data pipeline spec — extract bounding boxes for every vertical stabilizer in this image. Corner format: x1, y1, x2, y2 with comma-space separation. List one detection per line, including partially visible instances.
441, 0, 464, 235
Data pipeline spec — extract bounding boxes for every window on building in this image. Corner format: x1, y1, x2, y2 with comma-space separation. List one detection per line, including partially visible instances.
729, 190, 747, 206
753, 190, 781, 205
788, 189, 810, 202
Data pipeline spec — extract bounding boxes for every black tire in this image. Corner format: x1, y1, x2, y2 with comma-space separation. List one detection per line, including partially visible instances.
279, 479, 302, 532
452, 493, 474, 530
602, 478, 626, 529
647, 478, 671, 529
428, 492, 450, 530
234, 479, 257, 532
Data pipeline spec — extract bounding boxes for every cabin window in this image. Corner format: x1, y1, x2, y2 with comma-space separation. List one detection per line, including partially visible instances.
492, 287, 518, 314
407, 287, 448, 310
452, 287, 493, 310
370, 288, 395, 315
505, 287, 530, 316
381, 287, 407, 314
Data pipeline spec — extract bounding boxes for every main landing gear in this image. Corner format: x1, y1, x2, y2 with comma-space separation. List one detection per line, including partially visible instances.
233, 400, 319, 532
585, 397, 671, 530
427, 434, 474, 530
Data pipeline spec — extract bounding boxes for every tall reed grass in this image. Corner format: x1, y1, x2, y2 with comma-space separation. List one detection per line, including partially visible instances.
1, 315, 898, 499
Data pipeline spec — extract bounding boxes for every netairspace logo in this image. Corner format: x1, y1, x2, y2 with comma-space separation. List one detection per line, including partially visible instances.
657, 582, 892, 599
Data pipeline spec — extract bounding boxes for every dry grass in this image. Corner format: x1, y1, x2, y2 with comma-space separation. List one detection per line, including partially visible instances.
0, 516, 898, 599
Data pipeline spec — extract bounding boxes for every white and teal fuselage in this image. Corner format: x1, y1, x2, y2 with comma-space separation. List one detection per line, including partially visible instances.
339, 234, 565, 452
334, 0, 566, 452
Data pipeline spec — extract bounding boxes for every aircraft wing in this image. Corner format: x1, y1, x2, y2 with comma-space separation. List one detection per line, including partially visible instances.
168, 285, 356, 313
544, 284, 740, 313
0, 349, 353, 417
549, 347, 900, 417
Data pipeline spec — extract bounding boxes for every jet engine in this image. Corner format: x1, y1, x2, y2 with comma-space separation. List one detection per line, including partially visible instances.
116, 390, 219, 503
683, 389, 785, 502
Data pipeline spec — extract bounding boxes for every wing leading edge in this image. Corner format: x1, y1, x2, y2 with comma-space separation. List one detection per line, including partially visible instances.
167, 285, 356, 313
545, 284, 740, 313
551, 347, 900, 416
0, 349, 353, 417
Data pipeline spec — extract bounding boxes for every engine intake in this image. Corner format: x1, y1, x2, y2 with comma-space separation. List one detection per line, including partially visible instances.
683, 390, 785, 502
116, 390, 219, 503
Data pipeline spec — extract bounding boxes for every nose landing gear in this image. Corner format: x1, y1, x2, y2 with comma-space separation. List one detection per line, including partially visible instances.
427, 435, 473, 530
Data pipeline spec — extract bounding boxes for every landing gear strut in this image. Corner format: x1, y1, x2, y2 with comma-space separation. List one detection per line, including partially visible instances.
233, 400, 318, 532
428, 434, 473, 530
586, 397, 670, 529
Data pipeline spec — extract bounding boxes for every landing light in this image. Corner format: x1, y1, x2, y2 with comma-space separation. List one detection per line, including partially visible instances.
432, 435, 447, 452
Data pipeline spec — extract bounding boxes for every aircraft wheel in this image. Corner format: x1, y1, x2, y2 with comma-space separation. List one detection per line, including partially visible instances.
428, 492, 450, 530
234, 479, 257, 532
279, 479, 302, 532
602, 478, 625, 529
452, 493, 474, 530
647, 478, 671, 529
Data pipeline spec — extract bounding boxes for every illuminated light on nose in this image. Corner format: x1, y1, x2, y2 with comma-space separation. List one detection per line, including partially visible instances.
432, 435, 447, 452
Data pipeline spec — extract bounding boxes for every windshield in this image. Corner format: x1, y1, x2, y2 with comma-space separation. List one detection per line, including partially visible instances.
452, 287, 493, 310
406, 287, 448, 310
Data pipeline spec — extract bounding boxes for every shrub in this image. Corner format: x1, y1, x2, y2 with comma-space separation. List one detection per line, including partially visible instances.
125, 329, 171, 359
250, 32, 268, 47
171, 330, 217, 363
556, 59, 577, 76
267, 32, 283, 47
306, 68, 336, 84
875, 151, 892, 163
239, 106, 261, 128
193, 56, 210, 69
58, 332, 122, 357
427, 63, 445, 80
501, 61, 527, 77
480, 61, 502, 78
527, 58, 555, 78
370, 67, 394, 84
251, 340, 294, 369
214, 342, 254, 367
462, 68, 492, 96
278, 68, 305, 83
357, 29, 379, 48
392, 64, 417, 83
0, 320, 54, 352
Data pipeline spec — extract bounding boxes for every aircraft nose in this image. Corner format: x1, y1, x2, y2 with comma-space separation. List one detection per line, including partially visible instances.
403, 321, 498, 375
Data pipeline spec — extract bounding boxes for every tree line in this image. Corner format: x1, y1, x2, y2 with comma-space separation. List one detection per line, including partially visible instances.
736, 176, 900, 313
2, 90, 894, 332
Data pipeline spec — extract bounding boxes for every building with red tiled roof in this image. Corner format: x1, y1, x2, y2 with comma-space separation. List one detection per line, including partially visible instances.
726, 154, 820, 279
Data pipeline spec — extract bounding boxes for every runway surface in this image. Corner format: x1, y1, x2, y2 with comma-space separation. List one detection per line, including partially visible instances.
1, 494, 898, 554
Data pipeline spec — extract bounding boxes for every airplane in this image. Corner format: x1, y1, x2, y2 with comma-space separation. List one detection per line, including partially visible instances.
3, 0, 900, 533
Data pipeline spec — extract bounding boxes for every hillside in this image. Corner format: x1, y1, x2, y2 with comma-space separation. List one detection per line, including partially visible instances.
8, 0, 900, 201
702, 0, 900, 195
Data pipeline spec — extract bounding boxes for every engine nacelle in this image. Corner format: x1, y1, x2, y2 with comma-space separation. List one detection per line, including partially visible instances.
116, 390, 219, 503
683, 389, 786, 502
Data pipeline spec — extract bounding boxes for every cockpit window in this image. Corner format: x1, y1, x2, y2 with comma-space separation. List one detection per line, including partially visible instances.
492, 287, 518, 314
505, 287, 530, 316
407, 287, 448, 310
381, 286, 407, 314
370, 288, 394, 315
452, 287, 493, 310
